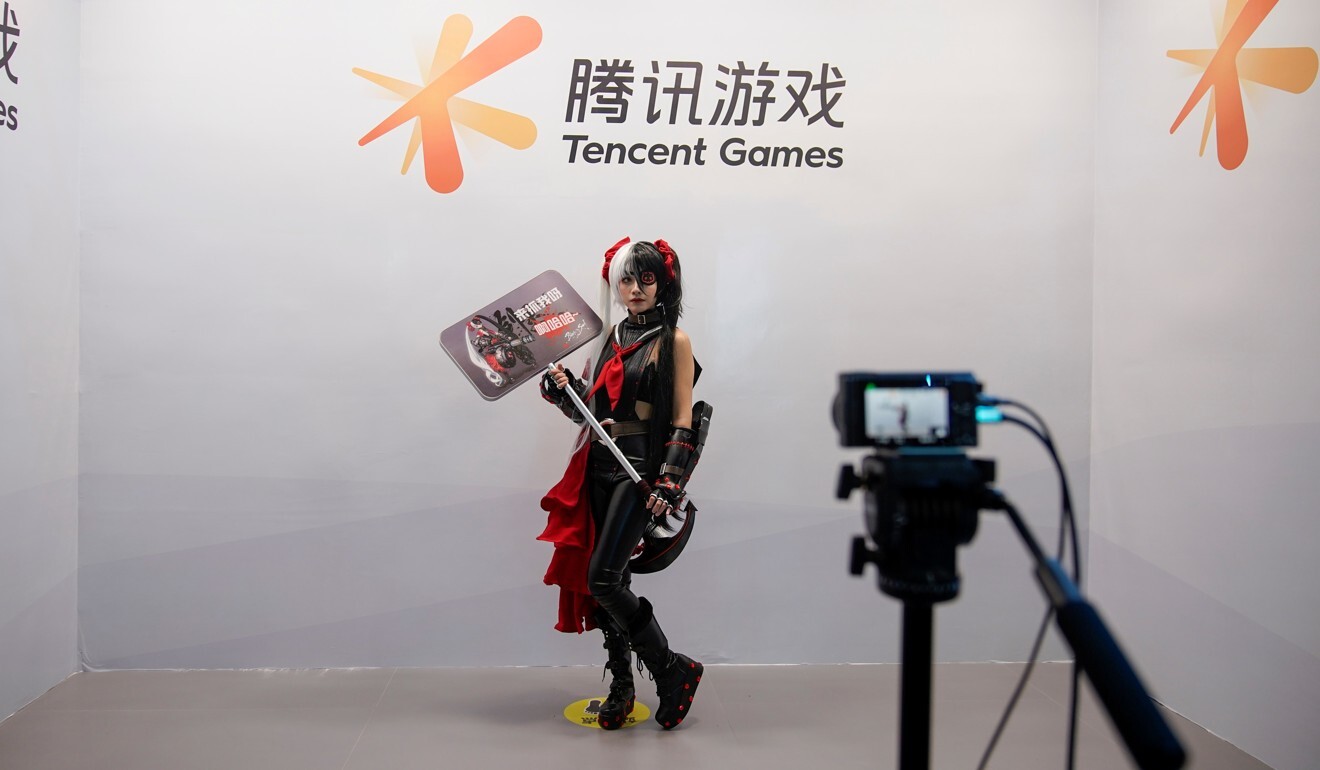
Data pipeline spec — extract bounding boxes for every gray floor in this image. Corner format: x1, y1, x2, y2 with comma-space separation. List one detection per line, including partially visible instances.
0, 663, 1267, 770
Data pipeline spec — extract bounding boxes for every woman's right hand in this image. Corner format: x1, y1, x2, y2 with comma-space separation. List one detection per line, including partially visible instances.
548, 363, 570, 390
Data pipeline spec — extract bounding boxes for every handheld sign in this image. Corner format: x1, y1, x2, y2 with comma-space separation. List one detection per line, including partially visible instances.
439, 270, 603, 400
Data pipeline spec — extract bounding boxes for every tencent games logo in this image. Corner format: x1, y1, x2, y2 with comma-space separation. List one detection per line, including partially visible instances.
355, 15, 542, 193
1168, 0, 1317, 170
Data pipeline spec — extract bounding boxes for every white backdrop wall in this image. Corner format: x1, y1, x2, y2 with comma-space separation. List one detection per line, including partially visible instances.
1093, 2, 1320, 769
0, 0, 80, 721
77, 0, 1096, 672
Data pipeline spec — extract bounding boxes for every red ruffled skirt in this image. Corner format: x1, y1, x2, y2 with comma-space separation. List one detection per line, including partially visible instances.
537, 439, 599, 633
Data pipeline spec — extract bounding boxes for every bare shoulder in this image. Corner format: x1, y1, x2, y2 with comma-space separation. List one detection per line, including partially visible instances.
673, 327, 693, 351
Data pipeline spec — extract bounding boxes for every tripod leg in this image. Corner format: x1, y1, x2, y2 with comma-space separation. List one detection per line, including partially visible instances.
899, 601, 934, 770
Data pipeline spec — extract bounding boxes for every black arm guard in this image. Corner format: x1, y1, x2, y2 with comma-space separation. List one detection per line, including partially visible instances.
651, 426, 698, 506
631, 402, 710, 574
540, 369, 587, 424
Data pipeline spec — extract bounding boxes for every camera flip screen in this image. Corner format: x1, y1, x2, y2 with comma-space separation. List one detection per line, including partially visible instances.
864, 387, 950, 444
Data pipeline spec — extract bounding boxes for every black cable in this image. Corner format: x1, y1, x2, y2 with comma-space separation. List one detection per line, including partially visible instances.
998, 415, 1081, 584
991, 397, 1056, 446
1068, 660, 1083, 768
997, 411, 1083, 770
974, 605, 1054, 770
974, 401, 1082, 770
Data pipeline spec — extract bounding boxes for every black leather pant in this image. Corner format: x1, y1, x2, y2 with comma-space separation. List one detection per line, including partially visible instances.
586, 436, 652, 625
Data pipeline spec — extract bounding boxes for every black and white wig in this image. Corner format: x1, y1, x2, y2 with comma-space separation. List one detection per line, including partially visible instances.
601, 240, 684, 331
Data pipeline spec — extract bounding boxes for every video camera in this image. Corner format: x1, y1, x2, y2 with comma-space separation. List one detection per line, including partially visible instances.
832, 372, 983, 449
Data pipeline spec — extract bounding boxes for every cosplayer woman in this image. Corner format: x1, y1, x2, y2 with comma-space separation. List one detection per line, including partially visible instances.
539, 238, 704, 730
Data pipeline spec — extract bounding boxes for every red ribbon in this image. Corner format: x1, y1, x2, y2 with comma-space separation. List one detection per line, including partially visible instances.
654, 239, 677, 281
601, 236, 631, 280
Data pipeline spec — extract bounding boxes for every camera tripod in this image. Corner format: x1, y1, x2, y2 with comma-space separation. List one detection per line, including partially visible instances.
841, 449, 1184, 770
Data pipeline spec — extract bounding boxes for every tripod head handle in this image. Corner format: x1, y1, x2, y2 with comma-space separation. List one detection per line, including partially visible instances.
1034, 560, 1185, 770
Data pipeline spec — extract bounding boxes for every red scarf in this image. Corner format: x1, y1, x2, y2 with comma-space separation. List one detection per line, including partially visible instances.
585, 336, 647, 410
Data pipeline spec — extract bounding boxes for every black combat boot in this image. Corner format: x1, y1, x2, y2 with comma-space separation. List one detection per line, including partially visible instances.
626, 597, 703, 729
595, 610, 635, 730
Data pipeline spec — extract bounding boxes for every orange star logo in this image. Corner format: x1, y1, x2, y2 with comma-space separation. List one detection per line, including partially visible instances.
1168, 0, 1317, 170
355, 15, 542, 193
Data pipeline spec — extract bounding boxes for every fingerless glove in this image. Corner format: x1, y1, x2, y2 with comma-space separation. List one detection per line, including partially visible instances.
540, 369, 587, 424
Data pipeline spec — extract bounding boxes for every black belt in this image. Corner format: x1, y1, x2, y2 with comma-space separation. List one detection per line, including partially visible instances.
594, 420, 650, 441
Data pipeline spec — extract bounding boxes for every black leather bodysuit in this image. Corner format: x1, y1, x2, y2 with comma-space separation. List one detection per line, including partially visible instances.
585, 316, 665, 624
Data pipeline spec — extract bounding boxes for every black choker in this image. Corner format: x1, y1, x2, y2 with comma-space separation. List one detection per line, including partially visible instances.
625, 308, 664, 327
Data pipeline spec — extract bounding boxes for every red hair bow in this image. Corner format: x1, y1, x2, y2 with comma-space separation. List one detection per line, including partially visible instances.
654, 239, 677, 281
602, 236, 631, 280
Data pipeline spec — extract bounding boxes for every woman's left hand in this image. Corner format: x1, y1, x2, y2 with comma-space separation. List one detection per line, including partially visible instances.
646, 482, 680, 518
